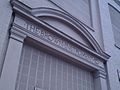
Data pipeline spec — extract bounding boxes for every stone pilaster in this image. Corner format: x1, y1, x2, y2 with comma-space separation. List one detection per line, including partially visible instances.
0, 29, 26, 90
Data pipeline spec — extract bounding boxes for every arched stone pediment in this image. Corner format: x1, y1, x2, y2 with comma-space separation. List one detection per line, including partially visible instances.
11, 0, 110, 65
31, 8, 103, 53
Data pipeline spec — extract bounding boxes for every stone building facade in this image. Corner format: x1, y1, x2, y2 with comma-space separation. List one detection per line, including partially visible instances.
0, 0, 120, 90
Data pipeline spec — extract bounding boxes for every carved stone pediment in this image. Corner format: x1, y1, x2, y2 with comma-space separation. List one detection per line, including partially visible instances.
12, 0, 103, 53
11, 0, 110, 70
15, 0, 94, 49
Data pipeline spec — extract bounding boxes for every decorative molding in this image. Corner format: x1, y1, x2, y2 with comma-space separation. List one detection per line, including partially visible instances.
11, 0, 104, 54
11, 0, 110, 60
12, 17, 104, 68
94, 70, 107, 79
31, 7, 110, 59
11, 0, 110, 69
10, 28, 27, 43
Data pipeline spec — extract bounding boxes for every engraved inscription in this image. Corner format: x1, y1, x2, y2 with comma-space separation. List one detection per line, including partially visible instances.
24, 22, 103, 67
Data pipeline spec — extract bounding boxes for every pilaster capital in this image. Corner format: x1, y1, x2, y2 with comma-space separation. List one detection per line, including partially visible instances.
10, 28, 26, 43
94, 70, 107, 79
